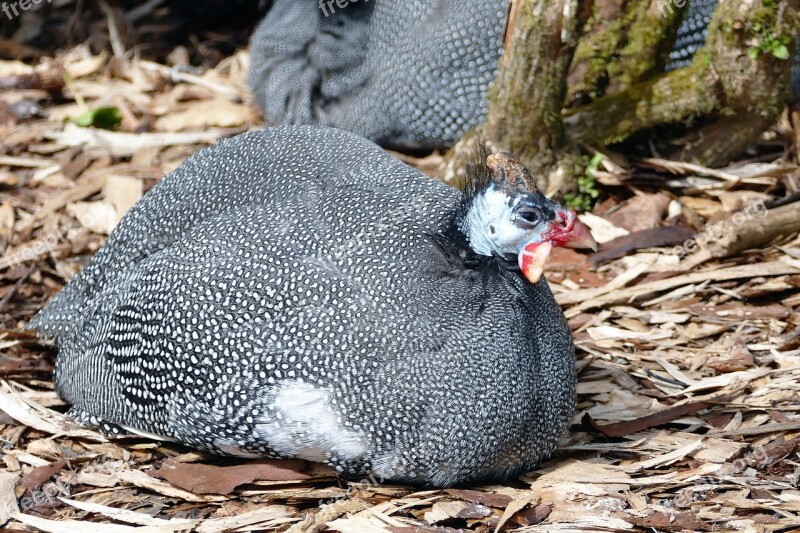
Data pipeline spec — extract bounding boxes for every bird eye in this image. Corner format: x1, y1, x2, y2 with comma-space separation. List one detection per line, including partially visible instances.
515, 208, 540, 227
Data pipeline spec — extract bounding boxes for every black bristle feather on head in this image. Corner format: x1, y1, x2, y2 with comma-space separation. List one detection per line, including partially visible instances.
462, 139, 491, 202
444, 144, 552, 278
453, 137, 492, 235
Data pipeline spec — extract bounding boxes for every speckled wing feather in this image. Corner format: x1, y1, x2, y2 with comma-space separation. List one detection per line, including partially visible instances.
30, 126, 449, 339
666, 0, 715, 70
248, 0, 373, 128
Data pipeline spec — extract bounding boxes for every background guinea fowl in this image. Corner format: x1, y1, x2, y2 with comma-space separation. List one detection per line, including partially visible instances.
248, 0, 507, 150
31, 126, 596, 486
248, 0, 800, 150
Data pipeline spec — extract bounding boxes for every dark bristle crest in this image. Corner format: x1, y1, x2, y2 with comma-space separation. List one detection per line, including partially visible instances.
463, 137, 491, 202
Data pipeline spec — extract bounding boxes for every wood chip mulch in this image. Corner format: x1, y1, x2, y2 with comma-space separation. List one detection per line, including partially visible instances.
2, 6, 800, 532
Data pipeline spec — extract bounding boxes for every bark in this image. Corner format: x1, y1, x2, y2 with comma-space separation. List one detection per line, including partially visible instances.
792, 102, 800, 162
565, 0, 800, 166
441, 0, 799, 195
673, 112, 777, 167
439, 0, 590, 194
564, 64, 723, 144
484, 0, 587, 182
567, 0, 686, 105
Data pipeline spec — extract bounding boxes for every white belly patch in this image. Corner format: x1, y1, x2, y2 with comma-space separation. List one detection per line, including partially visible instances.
256, 380, 368, 462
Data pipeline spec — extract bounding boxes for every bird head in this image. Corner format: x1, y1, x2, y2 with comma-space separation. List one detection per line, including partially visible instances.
458, 152, 597, 284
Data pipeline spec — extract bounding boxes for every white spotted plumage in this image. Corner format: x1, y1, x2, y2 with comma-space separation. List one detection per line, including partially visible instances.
248, 0, 508, 150
31, 126, 577, 486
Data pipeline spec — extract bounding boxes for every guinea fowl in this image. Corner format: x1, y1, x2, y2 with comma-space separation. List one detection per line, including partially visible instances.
248, 0, 800, 150
31, 126, 596, 486
248, 0, 508, 150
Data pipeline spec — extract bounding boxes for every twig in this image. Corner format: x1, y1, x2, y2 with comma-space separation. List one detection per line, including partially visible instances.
706, 202, 800, 259
0, 266, 34, 313
97, 0, 127, 63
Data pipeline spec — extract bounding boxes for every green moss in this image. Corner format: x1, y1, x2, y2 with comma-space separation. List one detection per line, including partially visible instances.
708, 2, 792, 67
706, 0, 798, 115
563, 0, 797, 168
713, 0, 794, 59
568, 0, 686, 104
565, 65, 721, 145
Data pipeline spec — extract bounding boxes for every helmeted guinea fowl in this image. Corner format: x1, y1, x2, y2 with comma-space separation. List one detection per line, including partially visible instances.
31, 126, 596, 486
249, 0, 800, 150
248, 0, 508, 150
666, 0, 718, 70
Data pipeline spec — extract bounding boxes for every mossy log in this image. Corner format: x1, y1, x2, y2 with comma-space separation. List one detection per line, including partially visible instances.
565, 0, 800, 165
439, 0, 590, 193
564, 64, 723, 144
441, 0, 799, 194
567, 0, 686, 104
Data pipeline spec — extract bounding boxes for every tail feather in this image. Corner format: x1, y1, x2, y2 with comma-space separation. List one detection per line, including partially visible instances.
28, 279, 93, 340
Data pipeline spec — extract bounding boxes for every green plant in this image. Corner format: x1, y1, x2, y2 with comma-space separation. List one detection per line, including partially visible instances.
748, 29, 791, 60
563, 153, 602, 212
747, 2, 792, 61
71, 106, 122, 130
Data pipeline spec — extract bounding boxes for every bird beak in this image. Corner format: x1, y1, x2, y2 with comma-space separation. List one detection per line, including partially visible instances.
517, 210, 598, 285
547, 209, 598, 252
559, 219, 597, 251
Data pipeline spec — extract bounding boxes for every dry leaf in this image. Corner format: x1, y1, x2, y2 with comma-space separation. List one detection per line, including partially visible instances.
150, 458, 310, 495
103, 175, 143, 218
578, 213, 629, 243
494, 494, 532, 533
18, 459, 67, 493
424, 500, 469, 524
155, 99, 255, 131
606, 193, 671, 232
0, 472, 20, 527
66, 201, 118, 235
589, 226, 694, 263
